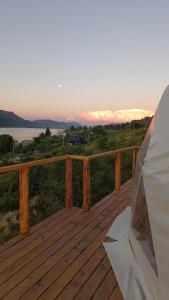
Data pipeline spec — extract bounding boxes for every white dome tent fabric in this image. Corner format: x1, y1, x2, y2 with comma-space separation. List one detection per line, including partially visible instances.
104, 86, 169, 300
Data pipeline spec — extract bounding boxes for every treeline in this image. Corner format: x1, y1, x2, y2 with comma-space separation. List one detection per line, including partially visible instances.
68, 116, 152, 131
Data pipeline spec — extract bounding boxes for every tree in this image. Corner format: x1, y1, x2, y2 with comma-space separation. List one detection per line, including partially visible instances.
93, 126, 106, 135
44, 127, 51, 137
39, 132, 45, 138
82, 125, 88, 131
0, 135, 13, 155
70, 125, 75, 131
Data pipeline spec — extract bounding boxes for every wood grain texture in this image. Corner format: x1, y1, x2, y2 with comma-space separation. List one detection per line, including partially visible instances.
0, 181, 132, 300
132, 146, 137, 176
19, 167, 29, 234
0, 156, 68, 173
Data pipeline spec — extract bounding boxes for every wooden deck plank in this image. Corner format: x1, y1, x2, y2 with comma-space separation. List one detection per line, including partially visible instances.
0, 180, 132, 300
0, 208, 82, 273
36, 229, 112, 300
23, 187, 130, 300
0, 221, 76, 287
54, 246, 109, 300
0, 186, 129, 290
0, 208, 78, 253
109, 284, 124, 300
3, 214, 114, 299
0, 178, 131, 283
0, 223, 84, 299
74, 255, 111, 300
0, 207, 79, 261
92, 269, 116, 300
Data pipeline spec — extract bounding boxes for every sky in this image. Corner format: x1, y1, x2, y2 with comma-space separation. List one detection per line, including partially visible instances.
0, 0, 169, 124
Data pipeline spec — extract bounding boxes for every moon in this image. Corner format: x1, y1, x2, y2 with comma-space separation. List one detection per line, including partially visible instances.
58, 84, 62, 88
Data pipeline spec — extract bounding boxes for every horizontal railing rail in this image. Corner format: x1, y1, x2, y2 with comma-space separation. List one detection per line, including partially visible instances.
0, 155, 68, 173
0, 146, 140, 234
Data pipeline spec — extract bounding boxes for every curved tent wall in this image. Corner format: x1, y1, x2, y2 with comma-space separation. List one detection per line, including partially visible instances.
104, 85, 169, 300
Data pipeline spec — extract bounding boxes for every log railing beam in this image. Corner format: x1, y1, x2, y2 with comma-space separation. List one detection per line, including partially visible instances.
132, 146, 137, 176
132, 146, 140, 176
20, 167, 29, 234
0, 146, 140, 234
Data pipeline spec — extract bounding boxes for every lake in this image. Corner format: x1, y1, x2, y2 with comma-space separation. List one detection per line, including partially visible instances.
0, 128, 64, 142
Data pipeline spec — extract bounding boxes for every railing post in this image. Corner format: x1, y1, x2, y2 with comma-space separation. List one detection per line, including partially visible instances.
115, 151, 121, 193
132, 146, 138, 176
65, 157, 73, 208
20, 167, 29, 234
83, 158, 91, 211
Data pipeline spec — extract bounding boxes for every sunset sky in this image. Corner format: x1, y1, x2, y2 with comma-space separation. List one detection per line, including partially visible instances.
0, 1, 169, 124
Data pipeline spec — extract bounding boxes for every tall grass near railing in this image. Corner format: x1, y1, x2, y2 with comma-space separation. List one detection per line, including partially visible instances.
29, 161, 65, 226
90, 156, 115, 206
0, 171, 19, 243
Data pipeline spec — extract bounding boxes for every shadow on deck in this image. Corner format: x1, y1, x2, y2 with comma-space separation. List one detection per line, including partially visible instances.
0, 180, 132, 300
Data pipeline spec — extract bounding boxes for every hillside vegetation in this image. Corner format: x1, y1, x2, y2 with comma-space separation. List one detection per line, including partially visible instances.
0, 121, 149, 243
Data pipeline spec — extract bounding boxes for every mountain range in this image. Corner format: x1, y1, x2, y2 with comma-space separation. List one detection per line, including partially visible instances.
0, 110, 81, 129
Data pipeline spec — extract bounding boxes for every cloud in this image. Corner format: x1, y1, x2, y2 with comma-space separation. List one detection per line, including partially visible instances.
70, 108, 154, 124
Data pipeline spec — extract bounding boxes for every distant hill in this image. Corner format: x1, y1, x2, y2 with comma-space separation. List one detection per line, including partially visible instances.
104, 116, 153, 130
0, 110, 35, 128
0, 110, 81, 129
33, 119, 80, 129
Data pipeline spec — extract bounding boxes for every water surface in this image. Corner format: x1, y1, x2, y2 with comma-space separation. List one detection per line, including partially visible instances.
0, 128, 64, 142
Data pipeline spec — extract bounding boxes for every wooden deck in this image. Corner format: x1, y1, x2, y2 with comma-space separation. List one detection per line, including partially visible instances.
0, 180, 132, 300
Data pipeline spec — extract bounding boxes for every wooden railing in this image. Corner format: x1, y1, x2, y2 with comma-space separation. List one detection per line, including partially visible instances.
0, 146, 139, 234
